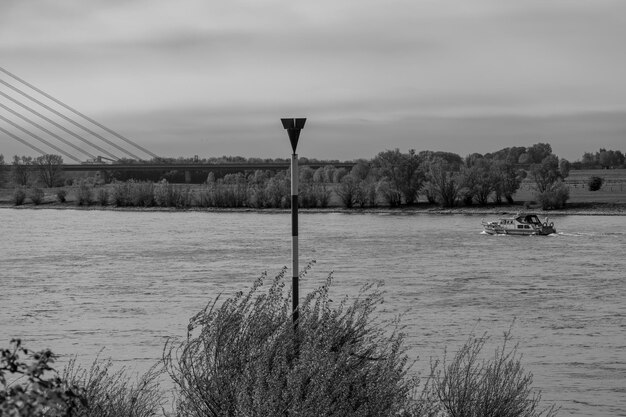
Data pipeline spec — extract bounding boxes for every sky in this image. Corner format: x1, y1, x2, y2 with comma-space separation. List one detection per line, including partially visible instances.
1, 0, 625, 162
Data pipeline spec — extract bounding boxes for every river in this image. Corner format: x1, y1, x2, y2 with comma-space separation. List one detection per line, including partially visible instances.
1, 208, 624, 416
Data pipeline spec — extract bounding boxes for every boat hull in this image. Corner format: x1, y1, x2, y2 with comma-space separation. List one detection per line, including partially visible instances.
483, 226, 555, 236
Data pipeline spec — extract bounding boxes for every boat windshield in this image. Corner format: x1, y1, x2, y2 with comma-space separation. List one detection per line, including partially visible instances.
524, 215, 541, 224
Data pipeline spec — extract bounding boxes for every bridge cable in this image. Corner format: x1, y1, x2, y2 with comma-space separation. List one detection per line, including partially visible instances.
0, 67, 159, 160
0, 126, 47, 156
0, 103, 95, 160
0, 90, 120, 161
0, 114, 83, 163
0, 78, 142, 160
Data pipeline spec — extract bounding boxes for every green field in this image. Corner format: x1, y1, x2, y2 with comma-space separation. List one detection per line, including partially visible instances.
513, 169, 626, 204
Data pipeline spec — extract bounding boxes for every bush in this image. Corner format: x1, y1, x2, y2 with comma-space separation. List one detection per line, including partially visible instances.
131, 182, 154, 207
96, 188, 109, 206
0, 339, 85, 416
587, 176, 604, 191
164, 267, 420, 417
430, 330, 558, 417
56, 188, 67, 203
75, 181, 93, 206
1, 339, 163, 417
536, 181, 569, 210
63, 356, 163, 417
154, 180, 176, 207
112, 181, 133, 206
13, 188, 26, 205
29, 187, 45, 205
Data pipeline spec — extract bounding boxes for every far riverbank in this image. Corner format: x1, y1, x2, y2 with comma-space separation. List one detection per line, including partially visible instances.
2, 200, 625, 216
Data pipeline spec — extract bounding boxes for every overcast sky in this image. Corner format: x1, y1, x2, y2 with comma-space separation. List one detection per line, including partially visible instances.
1, 0, 625, 162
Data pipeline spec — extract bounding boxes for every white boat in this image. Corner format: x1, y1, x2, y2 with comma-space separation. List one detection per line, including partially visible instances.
481, 213, 556, 236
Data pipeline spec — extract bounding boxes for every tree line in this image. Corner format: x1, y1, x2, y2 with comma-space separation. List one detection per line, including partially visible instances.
575, 148, 625, 169
1, 143, 621, 209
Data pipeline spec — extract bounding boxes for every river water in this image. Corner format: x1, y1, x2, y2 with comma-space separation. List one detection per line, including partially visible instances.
1, 209, 624, 416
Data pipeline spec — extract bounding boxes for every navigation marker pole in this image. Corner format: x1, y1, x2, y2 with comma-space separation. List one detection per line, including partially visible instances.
281, 118, 306, 330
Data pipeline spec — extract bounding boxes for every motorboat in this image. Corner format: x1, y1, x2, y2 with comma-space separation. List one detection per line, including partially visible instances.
481, 213, 556, 236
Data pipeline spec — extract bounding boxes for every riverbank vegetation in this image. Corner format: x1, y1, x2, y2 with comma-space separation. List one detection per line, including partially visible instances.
1, 269, 558, 417
1, 144, 625, 211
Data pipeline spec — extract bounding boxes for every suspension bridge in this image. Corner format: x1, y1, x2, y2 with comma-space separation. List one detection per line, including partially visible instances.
0, 68, 354, 177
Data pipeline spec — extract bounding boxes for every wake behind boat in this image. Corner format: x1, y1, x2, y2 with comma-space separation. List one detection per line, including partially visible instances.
482, 213, 556, 236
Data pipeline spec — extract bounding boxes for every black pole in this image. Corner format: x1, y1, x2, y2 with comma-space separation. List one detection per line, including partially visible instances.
291, 152, 299, 329
281, 118, 306, 330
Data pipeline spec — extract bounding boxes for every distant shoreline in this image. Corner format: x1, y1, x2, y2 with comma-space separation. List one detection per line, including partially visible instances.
2, 201, 625, 216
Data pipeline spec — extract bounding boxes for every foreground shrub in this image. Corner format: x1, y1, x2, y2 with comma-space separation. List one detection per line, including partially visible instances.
587, 176, 604, 191
164, 267, 420, 417
12, 188, 27, 205
0, 339, 85, 416
430, 330, 558, 417
29, 187, 45, 205
63, 356, 163, 417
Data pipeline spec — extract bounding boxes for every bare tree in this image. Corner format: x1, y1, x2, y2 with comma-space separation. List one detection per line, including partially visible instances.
0, 154, 5, 187
10, 155, 32, 186
34, 154, 64, 187
426, 158, 462, 207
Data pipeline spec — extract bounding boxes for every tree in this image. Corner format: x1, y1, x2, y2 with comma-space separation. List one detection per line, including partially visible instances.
299, 166, 314, 183
529, 155, 564, 193
419, 150, 464, 171
350, 159, 370, 181
470, 158, 495, 206
581, 152, 596, 167
530, 154, 570, 208
426, 158, 462, 207
559, 158, 571, 178
598, 149, 611, 168
376, 179, 402, 207
312, 167, 326, 183
332, 167, 349, 183
460, 165, 479, 205
336, 174, 359, 208
355, 179, 377, 208
373, 149, 425, 205
614, 150, 626, 168
490, 146, 527, 164
34, 154, 64, 187
493, 160, 526, 204
461, 156, 496, 205
322, 165, 337, 183
0, 154, 5, 187
537, 181, 570, 210
527, 143, 552, 164
596, 149, 625, 168
10, 155, 32, 186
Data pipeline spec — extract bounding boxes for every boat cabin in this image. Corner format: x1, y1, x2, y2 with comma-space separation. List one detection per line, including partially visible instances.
518, 214, 543, 225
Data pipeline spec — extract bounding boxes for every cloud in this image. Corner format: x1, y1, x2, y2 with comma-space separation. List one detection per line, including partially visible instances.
1, 0, 625, 160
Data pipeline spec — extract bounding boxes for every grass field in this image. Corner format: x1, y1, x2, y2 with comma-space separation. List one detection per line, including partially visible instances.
514, 169, 626, 204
